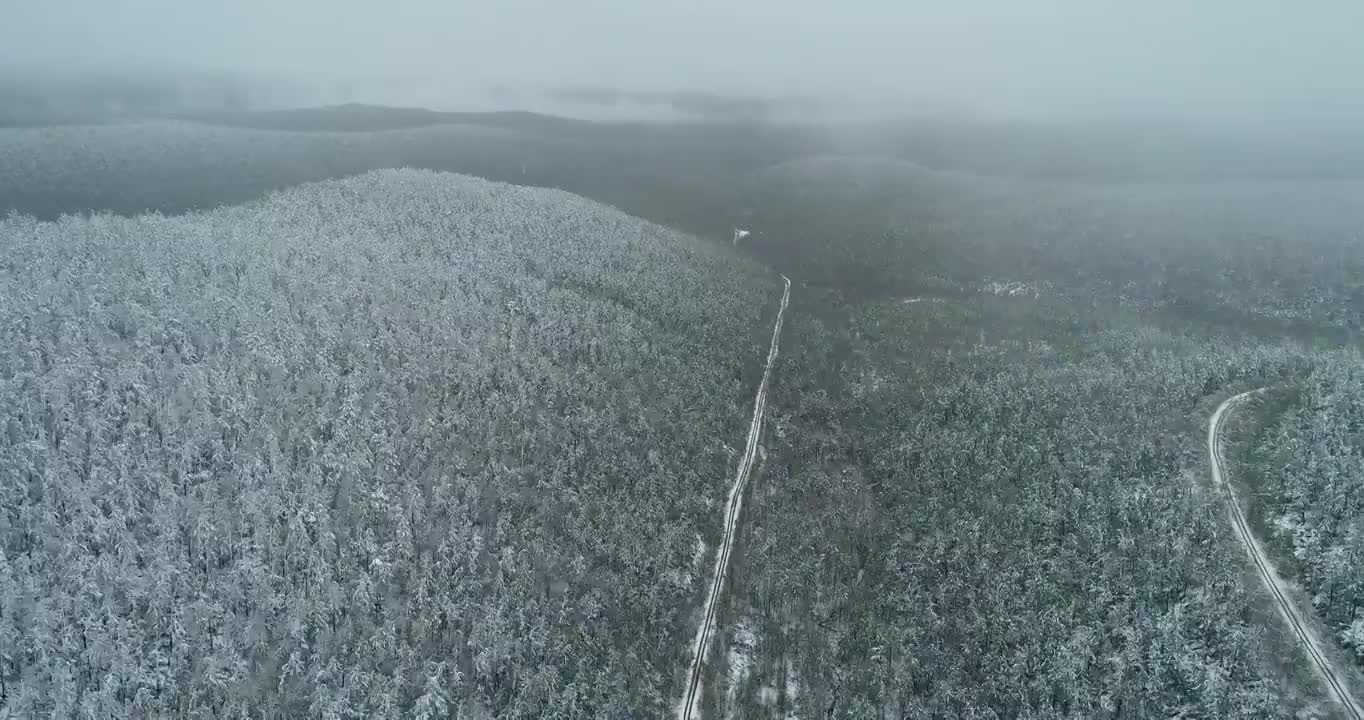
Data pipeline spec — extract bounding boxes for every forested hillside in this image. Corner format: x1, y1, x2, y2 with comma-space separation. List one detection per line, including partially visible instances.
700, 291, 1329, 718
1227, 355, 1364, 670
0, 170, 777, 717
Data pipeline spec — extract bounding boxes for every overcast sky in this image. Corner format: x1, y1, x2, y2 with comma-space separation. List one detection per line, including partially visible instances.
5, 1, 1364, 120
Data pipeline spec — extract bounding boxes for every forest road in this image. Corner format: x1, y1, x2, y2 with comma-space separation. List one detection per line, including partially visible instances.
678, 274, 791, 720
1209, 390, 1364, 719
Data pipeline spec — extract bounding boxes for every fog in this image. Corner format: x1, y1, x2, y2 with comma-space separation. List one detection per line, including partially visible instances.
5, 1, 1364, 124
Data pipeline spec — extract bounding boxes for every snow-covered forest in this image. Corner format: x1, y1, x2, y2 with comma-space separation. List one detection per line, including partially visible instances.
0, 170, 775, 716
2, 100, 1362, 718
1228, 355, 1364, 668
713, 291, 1326, 716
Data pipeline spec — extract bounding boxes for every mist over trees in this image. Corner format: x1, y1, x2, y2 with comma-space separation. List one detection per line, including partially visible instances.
744, 157, 1364, 335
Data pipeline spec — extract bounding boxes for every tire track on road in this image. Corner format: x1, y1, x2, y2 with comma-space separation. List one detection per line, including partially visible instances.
1210, 390, 1363, 719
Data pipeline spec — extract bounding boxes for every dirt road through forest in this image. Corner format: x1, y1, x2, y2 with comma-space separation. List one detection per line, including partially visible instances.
678, 274, 791, 720
1209, 391, 1363, 719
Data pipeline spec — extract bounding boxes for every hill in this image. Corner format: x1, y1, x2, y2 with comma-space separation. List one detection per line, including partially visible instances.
0, 121, 547, 220
0, 170, 778, 717
0, 117, 822, 243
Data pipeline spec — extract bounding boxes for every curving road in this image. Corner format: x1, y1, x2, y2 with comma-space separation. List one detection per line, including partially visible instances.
1209, 391, 1363, 719
678, 274, 791, 720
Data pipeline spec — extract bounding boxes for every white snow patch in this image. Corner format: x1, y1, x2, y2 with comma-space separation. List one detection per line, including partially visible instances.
784, 660, 801, 709
980, 279, 1041, 299
662, 572, 692, 591
849, 366, 888, 400
664, 535, 707, 594
663, 568, 692, 592
759, 661, 802, 718
1273, 512, 1300, 538
724, 618, 759, 718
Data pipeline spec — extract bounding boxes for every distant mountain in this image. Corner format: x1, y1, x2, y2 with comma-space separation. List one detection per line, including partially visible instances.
173, 103, 601, 134
0, 114, 823, 241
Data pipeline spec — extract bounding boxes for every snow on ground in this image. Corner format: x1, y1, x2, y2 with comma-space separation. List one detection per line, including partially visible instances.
1273, 512, 1301, 538
724, 618, 759, 718
758, 660, 802, 718
980, 279, 1042, 298
784, 663, 801, 716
